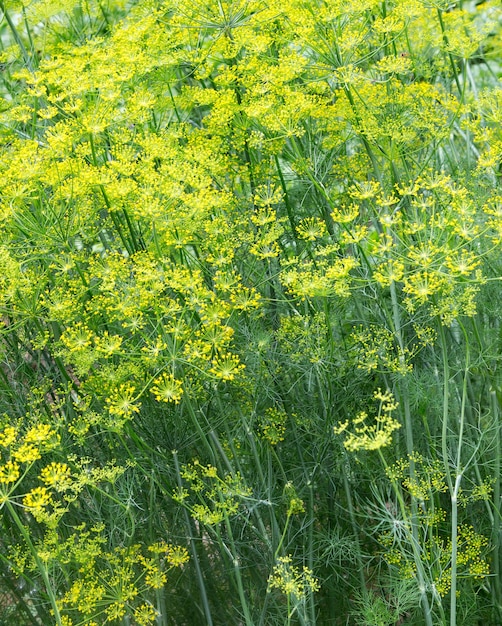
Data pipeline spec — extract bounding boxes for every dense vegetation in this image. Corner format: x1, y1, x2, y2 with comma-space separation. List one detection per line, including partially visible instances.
0, 0, 501, 624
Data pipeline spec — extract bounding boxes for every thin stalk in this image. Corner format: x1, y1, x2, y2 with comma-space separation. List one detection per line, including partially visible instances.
450, 474, 461, 626
377, 452, 434, 626
436, 9, 463, 97
219, 500, 254, 626
307, 480, 316, 626
0, 2, 34, 71
439, 323, 454, 493
388, 281, 435, 624
342, 85, 384, 184
274, 154, 300, 245
121, 207, 144, 252
239, 409, 283, 555
173, 451, 214, 626
183, 398, 217, 465
492, 389, 502, 611
274, 510, 292, 560
341, 457, 367, 598
389, 280, 414, 456
6, 501, 63, 626
207, 426, 274, 554
449, 322, 470, 626
315, 361, 367, 602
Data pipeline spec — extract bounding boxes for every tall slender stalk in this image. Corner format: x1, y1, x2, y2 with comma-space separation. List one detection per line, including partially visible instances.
492, 389, 502, 614
6, 501, 63, 626
173, 451, 214, 626
0, 2, 34, 71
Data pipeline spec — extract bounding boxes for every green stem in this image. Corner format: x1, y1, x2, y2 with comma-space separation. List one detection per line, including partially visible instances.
0, 2, 34, 71
449, 322, 470, 626
389, 280, 414, 456
220, 502, 254, 626
436, 9, 462, 97
274, 511, 292, 560
173, 451, 214, 626
492, 389, 502, 613
6, 501, 63, 626
439, 324, 453, 493
450, 473, 461, 626
342, 457, 367, 598
377, 452, 434, 626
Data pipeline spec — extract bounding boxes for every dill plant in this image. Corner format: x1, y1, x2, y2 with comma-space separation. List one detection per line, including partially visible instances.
0, 0, 501, 624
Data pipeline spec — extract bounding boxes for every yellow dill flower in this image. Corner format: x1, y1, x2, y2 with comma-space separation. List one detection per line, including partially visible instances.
106, 383, 141, 417
0, 461, 20, 484
259, 407, 287, 445
331, 203, 359, 224
145, 568, 167, 590
296, 217, 327, 241
40, 462, 72, 491
191, 504, 225, 526
403, 270, 448, 304
445, 249, 480, 276
150, 373, 183, 404
209, 353, 245, 381
373, 260, 405, 287
335, 390, 401, 452
375, 54, 411, 77
23, 486, 51, 512
134, 604, 158, 626
348, 180, 381, 201
95, 331, 123, 356
0, 426, 17, 448
229, 286, 261, 311
106, 601, 127, 621
268, 556, 319, 599
12, 443, 41, 463
60, 322, 94, 352
24, 424, 57, 446
165, 544, 190, 567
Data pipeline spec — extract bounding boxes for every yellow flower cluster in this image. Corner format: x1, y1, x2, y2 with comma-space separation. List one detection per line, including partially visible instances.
175, 460, 252, 526
268, 555, 320, 599
55, 529, 188, 625
334, 389, 401, 452
258, 407, 287, 445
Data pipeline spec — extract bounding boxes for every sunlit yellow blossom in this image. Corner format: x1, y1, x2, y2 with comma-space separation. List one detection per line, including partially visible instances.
106, 601, 127, 621
268, 555, 319, 598
40, 462, 72, 491
145, 568, 167, 589
0, 461, 20, 484
23, 487, 50, 511
24, 424, 56, 446
0, 426, 17, 448
209, 353, 245, 381
165, 544, 190, 567
334, 390, 401, 452
296, 217, 327, 241
151, 373, 183, 404
12, 443, 41, 463
134, 604, 158, 626
106, 384, 141, 417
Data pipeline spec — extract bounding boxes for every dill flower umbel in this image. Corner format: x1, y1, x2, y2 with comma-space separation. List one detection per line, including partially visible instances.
150, 373, 184, 404
40, 462, 72, 491
106, 383, 141, 418
23, 486, 51, 512
334, 389, 401, 452
268, 556, 320, 599
0, 461, 20, 484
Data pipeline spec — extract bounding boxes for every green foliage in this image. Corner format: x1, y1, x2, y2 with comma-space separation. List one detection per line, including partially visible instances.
0, 0, 501, 624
